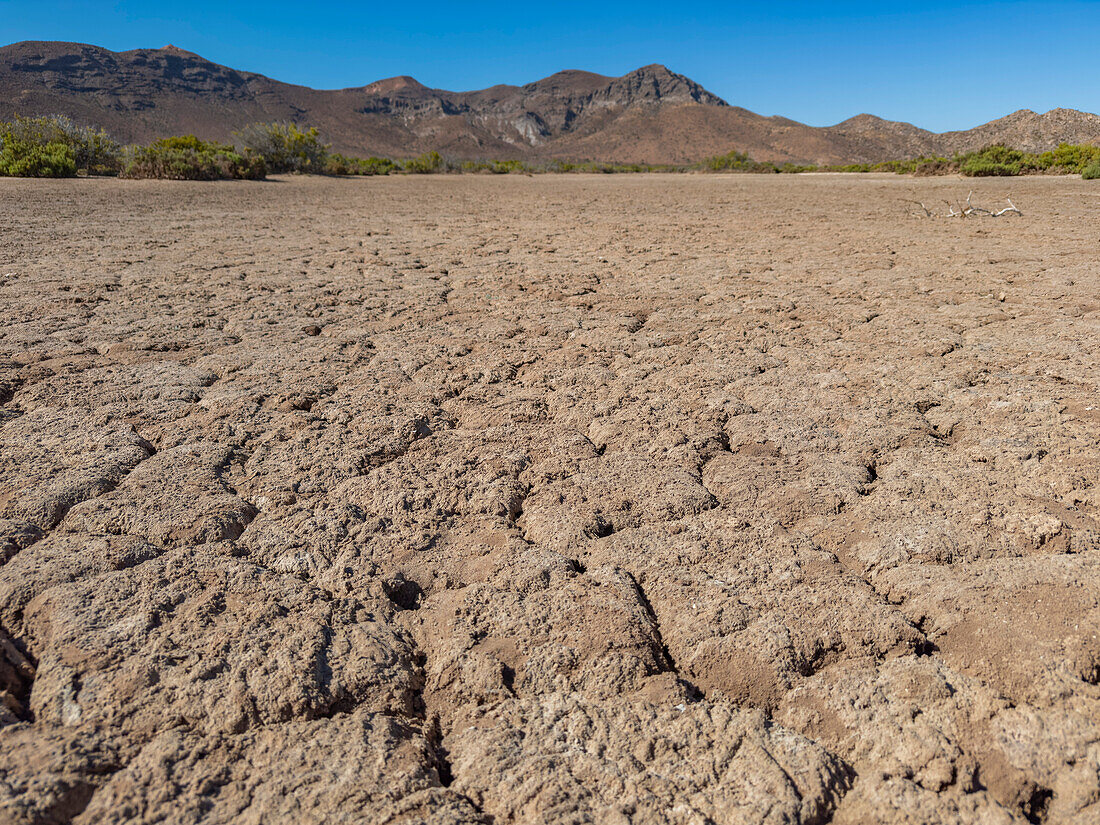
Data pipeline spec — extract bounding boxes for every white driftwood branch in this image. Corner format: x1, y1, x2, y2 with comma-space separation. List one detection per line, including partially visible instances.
964, 191, 992, 216
908, 193, 1022, 218
992, 198, 1021, 217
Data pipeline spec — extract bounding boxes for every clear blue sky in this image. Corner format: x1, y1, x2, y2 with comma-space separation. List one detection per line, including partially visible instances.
1, 1, 1096, 131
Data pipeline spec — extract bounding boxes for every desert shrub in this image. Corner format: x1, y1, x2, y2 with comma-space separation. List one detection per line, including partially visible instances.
0, 115, 120, 176
898, 157, 954, 175
909, 158, 957, 176
490, 159, 531, 174
1036, 143, 1100, 174
954, 143, 1100, 176
699, 151, 823, 173
825, 163, 873, 172
1082, 159, 1100, 180
959, 159, 1016, 177
859, 156, 956, 175
556, 160, 676, 173
364, 156, 400, 175
958, 145, 1031, 177
460, 159, 533, 174
702, 150, 775, 172
323, 153, 400, 175
322, 153, 352, 175
235, 122, 327, 173
121, 135, 266, 180
0, 138, 77, 177
402, 151, 444, 173
829, 146, 1100, 178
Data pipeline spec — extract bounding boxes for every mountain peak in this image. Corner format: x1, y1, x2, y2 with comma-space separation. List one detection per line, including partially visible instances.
363, 75, 426, 94
632, 63, 673, 74
156, 44, 203, 59
833, 113, 885, 127
610, 64, 727, 106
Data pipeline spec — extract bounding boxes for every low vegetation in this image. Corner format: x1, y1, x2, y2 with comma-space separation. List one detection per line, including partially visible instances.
403, 151, 445, 174
0, 137, 76, 178
2, 115, 1098, 180
323, 153, 399, 176
121, 136, 266, 180
0, 115, 120, 177
701, 150, 816, 174
235, 122, 326, 173
819, 143, 1100, 177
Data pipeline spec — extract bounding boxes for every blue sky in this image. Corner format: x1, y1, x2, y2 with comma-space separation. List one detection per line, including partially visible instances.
1, 1, 1096, 131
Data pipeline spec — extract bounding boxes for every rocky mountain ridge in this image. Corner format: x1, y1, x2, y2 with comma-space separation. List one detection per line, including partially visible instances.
2, 40, 1099, 164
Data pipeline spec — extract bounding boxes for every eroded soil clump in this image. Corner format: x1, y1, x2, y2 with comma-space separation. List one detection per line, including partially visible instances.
1, 174, 1098, 823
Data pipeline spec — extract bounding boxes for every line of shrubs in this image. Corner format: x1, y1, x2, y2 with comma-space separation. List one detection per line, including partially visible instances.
816, 143, 1100, 178
3, 114, 1099, 180
701, 144, 1100, 178
0, 117, 357, 180
122, 136, 265, 180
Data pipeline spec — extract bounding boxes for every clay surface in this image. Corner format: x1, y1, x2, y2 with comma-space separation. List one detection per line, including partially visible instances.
1, 174, 1098, 824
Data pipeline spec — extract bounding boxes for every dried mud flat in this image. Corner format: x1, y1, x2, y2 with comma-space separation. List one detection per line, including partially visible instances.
1, 173, 1098, 824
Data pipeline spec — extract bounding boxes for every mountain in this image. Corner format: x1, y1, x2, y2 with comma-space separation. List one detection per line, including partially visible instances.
2, 40, 1099, 165
823, 108, 1100, 159
937, 108, 1100, 154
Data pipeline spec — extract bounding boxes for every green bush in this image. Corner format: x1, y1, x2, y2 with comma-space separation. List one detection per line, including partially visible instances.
121, 135, 266, 180
0, 138, 77, 177
460, 158, 533, 174
958, 145, 1031, 177
235, 122, 327, 173
541, 159, 679, 173
402, 151, 445, 173
697, 150, 824, 174
829, 144, 1100, 178
323, 153, 399, 175
0, 115, 119, 176
1036, 142, 1100, 173
701, 150, 776, 172
909, 158, 956, 176
489, 159, 530, 174
1082, 159, 1100, 180
865, 156, 956, 175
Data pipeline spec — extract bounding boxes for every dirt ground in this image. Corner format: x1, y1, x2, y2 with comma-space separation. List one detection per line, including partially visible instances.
1, 173, 1098, 824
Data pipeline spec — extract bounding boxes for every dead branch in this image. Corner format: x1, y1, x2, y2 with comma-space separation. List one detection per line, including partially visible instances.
964, 191, 992, 216
909, 192, 1022, 218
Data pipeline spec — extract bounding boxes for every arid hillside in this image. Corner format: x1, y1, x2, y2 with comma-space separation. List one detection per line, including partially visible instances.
3, 40, 1100, 163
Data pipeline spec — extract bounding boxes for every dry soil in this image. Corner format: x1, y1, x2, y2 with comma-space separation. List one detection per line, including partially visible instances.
1, 174, 1098, 824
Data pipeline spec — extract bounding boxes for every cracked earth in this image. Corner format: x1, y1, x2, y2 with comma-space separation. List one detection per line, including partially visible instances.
1, 173, 1098, 824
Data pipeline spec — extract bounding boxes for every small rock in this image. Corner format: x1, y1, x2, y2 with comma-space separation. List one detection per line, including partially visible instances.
302, 325, 322, 336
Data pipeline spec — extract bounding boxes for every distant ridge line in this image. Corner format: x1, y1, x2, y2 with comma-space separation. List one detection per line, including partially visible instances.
2, 40, 1098, 164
